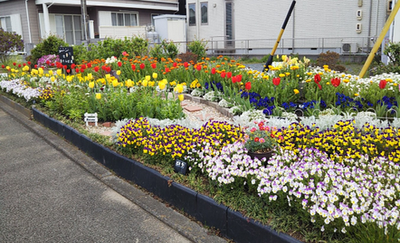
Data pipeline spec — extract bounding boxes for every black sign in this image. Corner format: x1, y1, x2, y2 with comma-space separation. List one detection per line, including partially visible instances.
58, 47, 74, 65
174, 159, 188, 175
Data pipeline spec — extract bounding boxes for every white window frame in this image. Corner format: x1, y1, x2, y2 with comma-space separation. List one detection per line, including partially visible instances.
189, 3, 196, 26
0, 16, 12, 32
111, 12, 139, 26
201, 2, 208, 25
55, 14, 82, 45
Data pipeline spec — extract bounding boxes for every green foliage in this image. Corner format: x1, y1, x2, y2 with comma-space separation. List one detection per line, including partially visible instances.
86, 36, 149, 60
187, 39, 207, 60
150, 40, 179, 60
29, 35, 68, 65
72, 43, 88, 64
0, 28, 24, 63
373, 41, 400, 75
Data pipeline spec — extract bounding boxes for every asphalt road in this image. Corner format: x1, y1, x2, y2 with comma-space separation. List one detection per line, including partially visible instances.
0, 103, 227, 243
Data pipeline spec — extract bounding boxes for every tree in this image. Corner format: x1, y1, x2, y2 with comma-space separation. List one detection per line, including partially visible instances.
0, 28, 24, 63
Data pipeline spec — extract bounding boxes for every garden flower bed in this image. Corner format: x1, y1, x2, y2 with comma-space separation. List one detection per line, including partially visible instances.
1, 53, 400, 243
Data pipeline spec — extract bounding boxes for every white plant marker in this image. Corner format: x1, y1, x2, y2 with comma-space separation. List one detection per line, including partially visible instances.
84, 112, 98, 126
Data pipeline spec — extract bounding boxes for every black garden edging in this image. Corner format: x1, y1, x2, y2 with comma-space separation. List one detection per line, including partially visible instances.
31, 107, 302, 243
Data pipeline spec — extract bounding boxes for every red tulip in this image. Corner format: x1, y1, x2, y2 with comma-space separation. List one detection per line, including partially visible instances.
23, 63, 26, 66
13, 62, 16, 66
106, 67, 111, 73
227, 72, 232, 78
1, 65, 5, 68
94, 66, 99, 72
66, 69, 70, 73
27, 61, 31, 65
245, 82, 251, 90
81, 64, 86, 70
140, 63, 145, 69
184, 62, 189, 68
50, 63, 54, 67
80, 68, 84, 73
102, 65, 107, 71
272, 77, 281, 86
18, 64, 21, 68
211, 67, 216, 74
196, 65, 201, 71
151, 63, 157, 69
231, 76, 237, 83
87, 63, 92, 68
46, 60, 50, 65
71, 63, 76, 69
131, 64, 136, 71
118, 61, 122, 67
165, 67, 170, 73
331, 77, 341, 87
317, 83, 322, 90
75, 68, 80, 73
314, 74, 321, 83
63, 65, 67, 70
173, 62, 177, 67
220, 71, 226, 78
34, 64, 38, 69
379, 79, 387, 89
236, 74, 242, 82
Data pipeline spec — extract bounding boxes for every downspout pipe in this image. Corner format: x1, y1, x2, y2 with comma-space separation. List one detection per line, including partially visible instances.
25, 0, 32, 43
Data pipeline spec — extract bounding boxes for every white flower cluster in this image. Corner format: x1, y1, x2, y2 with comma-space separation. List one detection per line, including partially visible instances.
0, 79, 41, 102
186, 142, 400, 236
105, 56, 119, 64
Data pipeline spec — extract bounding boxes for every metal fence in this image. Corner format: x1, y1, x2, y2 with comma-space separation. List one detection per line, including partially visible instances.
202, 36, 376, 56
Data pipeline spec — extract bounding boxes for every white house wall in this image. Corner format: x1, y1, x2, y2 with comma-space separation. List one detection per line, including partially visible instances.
187, 0, 389, 53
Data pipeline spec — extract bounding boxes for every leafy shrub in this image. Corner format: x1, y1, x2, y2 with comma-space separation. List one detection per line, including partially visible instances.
72, 43, 88, 64
316, 51, 346, 72
86, 36, 149, 60
372, 41, 400, 75
0, 28, 24, 63
150, 40, 179, 60
28, 35, 68, 65
187, 39, 207, 60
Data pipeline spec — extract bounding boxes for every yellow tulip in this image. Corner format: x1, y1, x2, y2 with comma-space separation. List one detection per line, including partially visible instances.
294, 89, 299, 94
112, 79, 119, 87
87, 73, 93, 80
50, 76, 55, 82
175, 84, 184, 93
116, 70, 121, 76
48, 70, 53, 76
145, 75, 151, 81
178, 94, 184, 101
95, 93, 101, 99
152, 72, 158, 79
142, 79, 148, 87
125, 79, 133, 87
158, 81, 166, 90
57, 69, 62, 76
89, 82, 95, 88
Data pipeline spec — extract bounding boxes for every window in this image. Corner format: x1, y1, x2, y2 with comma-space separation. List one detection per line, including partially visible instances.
55, 14, 82, 45
201, 2, 208, 24
225, 2, 233, 46
189, 3, 196, 26
111, 12, 138, 26
0, 16, 12, 32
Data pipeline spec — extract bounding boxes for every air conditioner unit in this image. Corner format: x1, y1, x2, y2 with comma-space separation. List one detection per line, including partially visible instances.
342, 43, 358, 53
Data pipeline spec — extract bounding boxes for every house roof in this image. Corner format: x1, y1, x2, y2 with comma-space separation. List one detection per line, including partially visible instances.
34, 0, 179, 11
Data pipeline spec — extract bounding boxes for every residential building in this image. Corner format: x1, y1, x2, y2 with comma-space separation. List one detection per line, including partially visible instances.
185, 0, 392, 56
0, 0, 181, 54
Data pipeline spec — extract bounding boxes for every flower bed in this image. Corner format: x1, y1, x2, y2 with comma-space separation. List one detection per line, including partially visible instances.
1, 54, 400, 242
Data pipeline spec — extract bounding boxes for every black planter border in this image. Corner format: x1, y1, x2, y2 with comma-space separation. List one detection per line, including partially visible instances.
30, 106, 302, 243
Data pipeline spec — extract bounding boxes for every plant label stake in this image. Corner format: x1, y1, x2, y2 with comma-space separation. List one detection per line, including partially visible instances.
174, 159, 188, 175
84, 112, 98, 126
263, 0, 296, 72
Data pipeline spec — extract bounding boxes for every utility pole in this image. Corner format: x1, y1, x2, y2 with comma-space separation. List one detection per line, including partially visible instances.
81, 0, 88, 41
